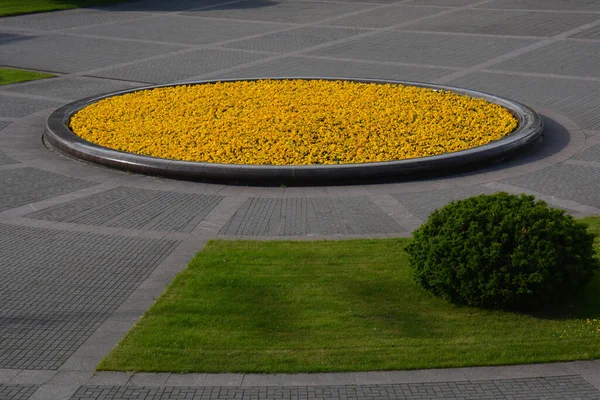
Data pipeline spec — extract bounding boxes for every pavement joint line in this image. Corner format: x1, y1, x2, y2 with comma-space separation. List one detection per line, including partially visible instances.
474, 6, 600, 15
190, 196, 249, 235
70, 0, 393, 77
368, 194, 423, 233
480, 69, 600, 82
482, 182, 600, 215
0, 90, 69, 103
435, 15, 600, 84
294, 53, 462, 71
188, 0, 496, 80
0, 117, 18, 122
389, 28, 548, 40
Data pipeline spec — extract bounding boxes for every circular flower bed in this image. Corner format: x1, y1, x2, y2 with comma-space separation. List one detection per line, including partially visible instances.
68, 79, 518, 166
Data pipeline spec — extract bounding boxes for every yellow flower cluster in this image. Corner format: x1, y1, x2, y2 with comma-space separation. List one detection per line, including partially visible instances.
69, 80, 518, 165
555, 319, 600, 339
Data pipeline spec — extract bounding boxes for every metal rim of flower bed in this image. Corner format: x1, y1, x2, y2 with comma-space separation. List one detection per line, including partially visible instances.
44, 77, 544, 185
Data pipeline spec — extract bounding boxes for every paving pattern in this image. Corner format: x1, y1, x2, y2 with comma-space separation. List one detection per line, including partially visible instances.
69, 376, 600, 400
1, 0, 600, 398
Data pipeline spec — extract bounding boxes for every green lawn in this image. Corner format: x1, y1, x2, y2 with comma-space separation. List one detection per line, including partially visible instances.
0, 68, 54, 86
0, 0, 131, 17
99, 217, 600, 373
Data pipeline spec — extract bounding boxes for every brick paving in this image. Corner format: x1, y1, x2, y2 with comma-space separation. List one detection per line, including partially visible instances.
1, 0, 600, 398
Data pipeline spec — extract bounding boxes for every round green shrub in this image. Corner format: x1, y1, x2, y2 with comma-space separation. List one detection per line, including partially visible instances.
405, 193, 598, 310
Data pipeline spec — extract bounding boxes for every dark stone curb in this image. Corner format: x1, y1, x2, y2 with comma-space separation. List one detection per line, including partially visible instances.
44, 78, 543, 185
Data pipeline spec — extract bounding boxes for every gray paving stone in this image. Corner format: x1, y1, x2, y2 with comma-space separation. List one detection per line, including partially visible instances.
69, 376, 600, 399
0, 384, 38, 400
218, 55, 452, 81
223, 26, 366, 53
0, 34, 178, 74
0, 8, 152, 31
91, 48, 270, 83
182, 1, 374, 24
0, 95, 61, 119
26, 186, 223, 232
220, 196, 404, 236
70, 15, 288, 46
493, 41, 600, 78
574, 144, 600, 163
0, 167, 94, 212
0, 151, 19, 166
0, 223, 179, 369
477, 0, 600, 11
448, 72, 600, 130
1, 78, 140, 101
307, 31, 535, 67
323, 5, 450, 29
392, 185, 498, 220
501, 163, 600, 208
401, 9, 598, 37
407, 0, 481, 6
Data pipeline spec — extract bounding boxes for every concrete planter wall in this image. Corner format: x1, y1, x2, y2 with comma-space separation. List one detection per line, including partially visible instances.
45, 78, 543, 185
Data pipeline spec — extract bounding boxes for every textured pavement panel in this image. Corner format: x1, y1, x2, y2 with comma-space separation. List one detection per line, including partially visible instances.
392, 185, 498, 220
220, 197, 404, 236
103, 0, 231, 12
323, 5, 450, 29
0, 77, 141, 101
217, 56, 453, 81
502, 163, 600, 208
400, 9, 599, 37
0, 150, 19, 166
90, 48, 271, 83
0, 223, 179, 370
0, 34, 178, 73
0, 95, 61, 119
0, 168, 94, 212
0, 121, 11, 132
181, 1, 374, 24
222, 26, 367, 53
0, 384, 38, 400
447, 72, 600, 130
70, 376, 600, 399
573, 144, 600, 163
306, 32, 536, 67
26, 187, 224, 232
69, 15, 289, 46
475, 0, 600, 11
0, 8, 153, 31
493, 41, 600, 78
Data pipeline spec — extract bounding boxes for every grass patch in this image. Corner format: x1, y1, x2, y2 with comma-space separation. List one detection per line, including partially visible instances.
0, 0, 131, 17
99, 218, 600, 373
0, 68, 54, 86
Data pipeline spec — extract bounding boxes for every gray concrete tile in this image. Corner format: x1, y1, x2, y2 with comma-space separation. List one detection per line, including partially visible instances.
449, 72, 600, 130
86, 372, 131, 386
570, 24, 600, 40
70, 15, 288, 46
0, 8, 152, 31
278, 373, 318, 386
307, 31, 535, 67
164, 373, 207, 386
0, 121, 12, 132
477, 0, 600, 11
0, 369, 20, 384
104, 0, 229, 12
242, 374, 281, 386
1, 77, 140, 101
0, 94, 61, 119
324, 5, 451, 28
182, 1, 374, 24
223, 26, 366, 53
218, 55, 453, 81
316, 373, 356, 385
407, 0, 481, 5
46, 371, 92, 386
9, 370, 56, 385
0, 383, 38, 399
91, 48, 270, 83
203, 373, 244, 386
0, 33, 178, 74
402, 9, 598, 37
493, 41, 600, 78
128, 373, 170, 387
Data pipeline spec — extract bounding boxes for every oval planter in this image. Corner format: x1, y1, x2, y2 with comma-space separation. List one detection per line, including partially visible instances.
45, 77, 543, 185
